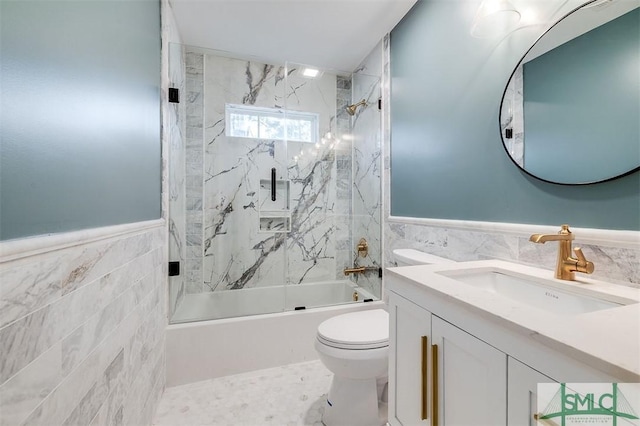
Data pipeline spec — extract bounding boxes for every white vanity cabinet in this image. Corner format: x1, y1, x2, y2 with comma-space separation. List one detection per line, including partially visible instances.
387, 289, 619, 426
507, 358, 556, 426
388, 293, 507, 426
388, 293, 431, 425
386, 260, 638, 426
432, 316, 507, 426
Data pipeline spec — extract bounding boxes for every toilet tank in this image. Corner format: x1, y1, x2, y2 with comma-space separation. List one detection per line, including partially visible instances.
392, 249, 455, 266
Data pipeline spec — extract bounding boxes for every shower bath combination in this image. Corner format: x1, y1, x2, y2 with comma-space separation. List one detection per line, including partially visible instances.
165, 45, 384, 390
168, 46, 383, 327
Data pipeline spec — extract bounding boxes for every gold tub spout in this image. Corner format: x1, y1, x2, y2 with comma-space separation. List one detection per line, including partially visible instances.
343, 266, 379, 276
344, 266, 366, 276
529, 224, 594, 281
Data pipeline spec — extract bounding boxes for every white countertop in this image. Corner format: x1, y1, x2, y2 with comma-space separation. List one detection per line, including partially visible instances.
386, 260, 640, 381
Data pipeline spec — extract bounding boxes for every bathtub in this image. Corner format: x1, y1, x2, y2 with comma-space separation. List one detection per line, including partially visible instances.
165, 280, 384, 386
171, 280, 376, 323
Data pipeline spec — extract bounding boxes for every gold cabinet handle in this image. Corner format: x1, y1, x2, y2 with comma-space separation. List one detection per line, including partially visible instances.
421, 336, 428, 420
431, 343, 439, 426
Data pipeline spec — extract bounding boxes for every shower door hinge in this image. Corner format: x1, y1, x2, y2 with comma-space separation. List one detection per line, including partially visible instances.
168, 261, 180, 276
378, 98, 382, 110
169, 88, 179, 103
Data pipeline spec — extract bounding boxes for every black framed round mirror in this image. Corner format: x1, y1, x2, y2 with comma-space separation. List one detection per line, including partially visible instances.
499, 0, 639, 185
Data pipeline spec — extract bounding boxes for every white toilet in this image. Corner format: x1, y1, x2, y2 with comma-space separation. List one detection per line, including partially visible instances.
315, 249, 454, 426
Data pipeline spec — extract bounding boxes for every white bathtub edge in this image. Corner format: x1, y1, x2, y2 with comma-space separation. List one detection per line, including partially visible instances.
165, 301, 385, 387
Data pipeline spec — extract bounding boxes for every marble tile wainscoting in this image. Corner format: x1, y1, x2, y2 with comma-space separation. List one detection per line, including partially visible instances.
383, 219, 640, 287
0, 222, 167, 426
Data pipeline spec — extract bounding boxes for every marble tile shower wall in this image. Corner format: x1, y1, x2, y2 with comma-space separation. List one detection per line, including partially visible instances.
334, 76, 354, 280
184, 50, 205, 293
380, 35, 639, 287
352, 43, 383, 298
0, 226, 166, 426
180, 50, 354, 294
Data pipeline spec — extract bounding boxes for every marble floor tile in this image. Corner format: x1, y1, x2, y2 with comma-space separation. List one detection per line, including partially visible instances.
152, 360, 332, 426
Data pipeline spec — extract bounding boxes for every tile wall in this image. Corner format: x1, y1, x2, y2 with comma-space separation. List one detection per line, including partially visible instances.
176, 48, 357, 295
384, 220, 640, 286
183, 50, 205, 294
334, 75, 355, 281
167, 36, 187, 316
0, 225, 166, 426
352, 42, 383, 298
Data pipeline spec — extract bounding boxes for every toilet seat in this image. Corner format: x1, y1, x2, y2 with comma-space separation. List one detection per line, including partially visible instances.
317, 309, 389, 350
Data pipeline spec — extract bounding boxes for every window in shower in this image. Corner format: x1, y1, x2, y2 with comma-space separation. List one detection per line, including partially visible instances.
225, 104, 319, 143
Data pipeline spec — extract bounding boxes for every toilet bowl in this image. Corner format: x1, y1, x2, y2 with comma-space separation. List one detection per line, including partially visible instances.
315, 249, 454, 426
315, 309, 389, 426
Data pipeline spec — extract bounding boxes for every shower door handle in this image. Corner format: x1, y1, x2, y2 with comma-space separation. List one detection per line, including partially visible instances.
271, 168, 276, 201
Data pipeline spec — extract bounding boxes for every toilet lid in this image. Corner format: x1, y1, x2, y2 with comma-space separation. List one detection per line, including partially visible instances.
317, 309, 389, 350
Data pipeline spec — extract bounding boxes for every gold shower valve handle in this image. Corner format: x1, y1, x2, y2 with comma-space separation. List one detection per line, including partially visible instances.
357, 238, 368, 258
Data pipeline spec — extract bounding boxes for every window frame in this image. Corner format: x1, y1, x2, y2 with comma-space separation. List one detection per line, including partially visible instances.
225, 103, 319, 144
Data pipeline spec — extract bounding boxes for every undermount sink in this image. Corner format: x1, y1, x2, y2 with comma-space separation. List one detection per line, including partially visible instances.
437, 268, 636, 315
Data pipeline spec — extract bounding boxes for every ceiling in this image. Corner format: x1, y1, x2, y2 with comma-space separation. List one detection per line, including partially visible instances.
168, 0, 418, 72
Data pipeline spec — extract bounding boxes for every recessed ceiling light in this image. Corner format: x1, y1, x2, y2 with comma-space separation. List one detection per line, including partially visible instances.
302, 68, 320, 78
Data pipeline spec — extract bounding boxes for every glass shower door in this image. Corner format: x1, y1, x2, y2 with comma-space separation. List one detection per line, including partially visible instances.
167, 46, 384, 324
281, 63, 352, 311
168, 45, 289, 323
201, 52, 289, 319
281, 63, 382, 310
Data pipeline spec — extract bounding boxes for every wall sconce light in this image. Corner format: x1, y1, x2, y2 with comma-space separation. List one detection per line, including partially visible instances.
470, 0, 521, 38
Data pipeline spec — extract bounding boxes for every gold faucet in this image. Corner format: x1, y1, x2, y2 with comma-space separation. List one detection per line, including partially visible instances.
529, 224, 594, 281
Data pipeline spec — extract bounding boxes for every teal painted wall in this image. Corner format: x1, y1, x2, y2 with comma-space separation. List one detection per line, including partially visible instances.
390, 0, 640, 230
524, 8, 639, 183
0, 0, 161, 240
